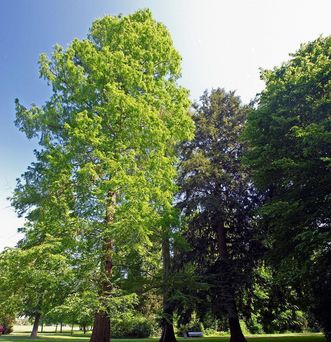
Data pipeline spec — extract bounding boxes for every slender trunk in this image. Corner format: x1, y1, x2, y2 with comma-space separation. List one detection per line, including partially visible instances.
90, 192, 116, 342
55, 324, 58, 333
41, 322, 44, 333
159, 235, 177, 342
71, 324, 74, 335
216, 222, 247, 342
83, 324, 87, 334
60, 322, 63, 333
30, 313, 41, 338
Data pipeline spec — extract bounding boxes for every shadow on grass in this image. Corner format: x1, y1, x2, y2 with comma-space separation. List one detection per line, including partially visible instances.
0, 333, 325, 342
0, 333, 89, 342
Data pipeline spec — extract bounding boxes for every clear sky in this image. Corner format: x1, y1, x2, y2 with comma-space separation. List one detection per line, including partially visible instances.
1, 0, 330, 251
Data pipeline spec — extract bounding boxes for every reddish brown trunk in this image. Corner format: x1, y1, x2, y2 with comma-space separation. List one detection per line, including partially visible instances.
90, 311, 111, 342
30, 313, 41, 338
89, 240, 112, 342
90, 192, 115, 342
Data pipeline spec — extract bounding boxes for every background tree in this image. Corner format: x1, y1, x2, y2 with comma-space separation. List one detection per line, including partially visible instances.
14, 9, 193, 342
242, 265, 309, 334
0, 237, 73, 337
46, 292, 96, 334
243, 36, 331, 338
177, 89, 261, 342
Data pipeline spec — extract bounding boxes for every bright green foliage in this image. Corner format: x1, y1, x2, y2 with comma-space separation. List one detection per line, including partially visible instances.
13, 9, 194, 335
45, 292, 96, 331
243, 36, 331, 333
15, 7, 193, 259
0, 238, 73, 324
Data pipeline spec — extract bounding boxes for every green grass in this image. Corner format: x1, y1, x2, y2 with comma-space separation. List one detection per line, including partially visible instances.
0, 332, 326, 342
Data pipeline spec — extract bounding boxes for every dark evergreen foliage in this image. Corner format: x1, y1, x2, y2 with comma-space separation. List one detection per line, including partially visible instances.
177, 89, 263, 342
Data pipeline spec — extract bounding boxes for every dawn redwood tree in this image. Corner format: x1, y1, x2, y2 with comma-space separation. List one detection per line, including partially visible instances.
243, 36, 331, 338
14, 9, 193, 342
178, 89, 261, 342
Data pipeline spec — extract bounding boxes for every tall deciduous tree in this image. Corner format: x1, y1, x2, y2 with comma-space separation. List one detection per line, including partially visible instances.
243, 36, 331, 337
178, 89, 261, 342
14, 9, 193, 342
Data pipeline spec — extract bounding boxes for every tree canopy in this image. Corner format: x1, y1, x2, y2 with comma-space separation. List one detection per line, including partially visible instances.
12, 9, 194, 342
243, 36, 331, 335
177, 89, 262, 342
3, 8, 330, 342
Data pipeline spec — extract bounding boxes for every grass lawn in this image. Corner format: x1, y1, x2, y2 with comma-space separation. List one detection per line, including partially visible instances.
0, 332, 326, 342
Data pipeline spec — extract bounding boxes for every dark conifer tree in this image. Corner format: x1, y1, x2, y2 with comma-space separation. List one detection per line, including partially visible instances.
178, 89, 261, 342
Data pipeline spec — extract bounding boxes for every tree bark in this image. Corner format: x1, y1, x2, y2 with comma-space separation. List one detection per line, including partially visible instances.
30, 313, 41, 338
90, 312, 111, 342
229, 317, 247, 342
160, 320, 177, 342
159, 235, 177, 342
216, 221, 247, 342
90, 192, 116, 342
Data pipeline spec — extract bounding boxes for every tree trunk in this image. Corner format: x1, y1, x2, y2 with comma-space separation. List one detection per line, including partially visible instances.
229, 317, 247, 342
216, 221, 247, 342
30, 313, 41, 338
60, 322, 63, 333
83, 324, 87, 334
90, 311, 111, 342
55, 324, 58, 333
159, 235, 177, 342
90, 192, 116, 342
160, 320, 177, 342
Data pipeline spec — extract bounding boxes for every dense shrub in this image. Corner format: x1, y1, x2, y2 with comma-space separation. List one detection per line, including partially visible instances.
0, 315, 15, 334
245, 314, 263, 334
112, 316, 154, 338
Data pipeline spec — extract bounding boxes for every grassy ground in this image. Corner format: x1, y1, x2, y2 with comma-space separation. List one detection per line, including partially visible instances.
0, 332, 325, 342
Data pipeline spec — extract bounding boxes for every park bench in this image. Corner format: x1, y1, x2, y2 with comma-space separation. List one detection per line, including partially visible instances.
184, 331, 203, 337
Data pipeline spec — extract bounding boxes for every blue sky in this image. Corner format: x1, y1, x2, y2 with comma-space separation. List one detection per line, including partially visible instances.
1, 0, 330, 251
